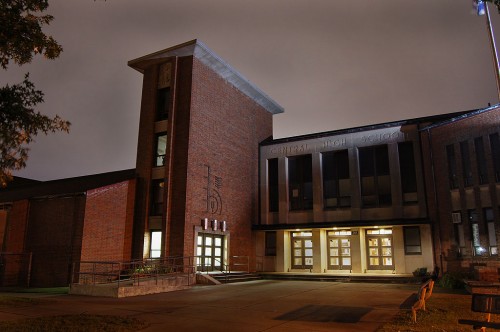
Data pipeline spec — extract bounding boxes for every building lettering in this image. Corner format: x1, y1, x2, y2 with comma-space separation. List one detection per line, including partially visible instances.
361, 131, 406, 143
322, 138, 346, 149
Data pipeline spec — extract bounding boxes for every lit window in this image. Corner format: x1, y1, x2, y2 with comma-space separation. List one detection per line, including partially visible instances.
150, 231, 162, 258
154, 133, 167, 167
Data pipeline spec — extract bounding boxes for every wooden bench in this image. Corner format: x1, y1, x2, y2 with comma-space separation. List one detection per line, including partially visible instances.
411, 279, 435, 323
458, 293, 500, 331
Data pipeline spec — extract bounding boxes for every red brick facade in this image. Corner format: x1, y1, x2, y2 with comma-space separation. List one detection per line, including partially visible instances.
81, 180, 136, 262
421, 107, 500, 274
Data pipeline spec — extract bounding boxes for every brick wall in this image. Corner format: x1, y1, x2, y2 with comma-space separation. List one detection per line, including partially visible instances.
81, 180, 136, 263
26, 196, 86, 287
3, 200, 29, 253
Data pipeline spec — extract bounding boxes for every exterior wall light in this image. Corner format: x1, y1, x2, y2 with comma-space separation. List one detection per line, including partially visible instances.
202, 218, 209, 230
221, 220, 227, 232
212, 219, 218, 231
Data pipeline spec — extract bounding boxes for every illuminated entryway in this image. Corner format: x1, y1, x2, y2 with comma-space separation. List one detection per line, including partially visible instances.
366, 229, 394, 270
196, 233, 224, 271
327, 230, 352, 270
291, 231, 313, 269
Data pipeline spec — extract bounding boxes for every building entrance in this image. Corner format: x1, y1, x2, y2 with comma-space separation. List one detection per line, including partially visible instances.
291, 231, 313, 269
196, 233, 224, 271
327, 230, 352, 270
366, 229, 394, 270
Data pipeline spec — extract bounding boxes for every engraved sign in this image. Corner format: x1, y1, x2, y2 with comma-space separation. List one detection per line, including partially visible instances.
203, 165, 222, 215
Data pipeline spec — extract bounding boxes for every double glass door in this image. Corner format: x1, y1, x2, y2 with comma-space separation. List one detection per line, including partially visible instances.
327, 230, 352, 270
291, 232, 313, 269
196, 233, 224, 271
366, 229, 394, 270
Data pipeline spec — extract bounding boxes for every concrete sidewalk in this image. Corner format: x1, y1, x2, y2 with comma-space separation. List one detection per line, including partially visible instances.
0, 280, 418, 331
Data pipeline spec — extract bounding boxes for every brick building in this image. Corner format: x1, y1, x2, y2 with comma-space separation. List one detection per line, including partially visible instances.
0, 40, 499, 286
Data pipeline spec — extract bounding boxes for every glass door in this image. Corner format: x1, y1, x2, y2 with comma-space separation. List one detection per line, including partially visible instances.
327, 230, 352, 270
196, 233, 224, 271
366, 229, 394, 270
291, 231, 313, 269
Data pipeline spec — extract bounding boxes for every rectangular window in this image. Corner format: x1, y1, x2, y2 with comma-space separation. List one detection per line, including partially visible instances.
403, 226, 422, 255
475, 137, 488, 185
490, 133, 500, 182
156, 87, 170, 121
468, 209, 484, 255
150, 231, 162, 258
460, 141, 473, 187
398, 142, 418, 204
446, 144, 458, 189
322, 150, 351, 209
288, 155, 313, 211
484, 208, 498, 255
154, 133, 167, 167
265, 232, 277, 256
150, 179, 165, 216
268, 159, 279, 212
359, 145, 391, 207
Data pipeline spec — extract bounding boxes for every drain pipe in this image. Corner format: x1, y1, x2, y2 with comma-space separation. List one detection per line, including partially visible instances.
424, 128, 444, 275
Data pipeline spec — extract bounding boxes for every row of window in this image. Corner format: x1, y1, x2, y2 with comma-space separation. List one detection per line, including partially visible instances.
447, 133, 500, 189
268, 142, 418, 212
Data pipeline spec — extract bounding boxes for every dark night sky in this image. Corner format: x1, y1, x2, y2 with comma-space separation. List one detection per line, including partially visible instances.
2, 0, 500, 180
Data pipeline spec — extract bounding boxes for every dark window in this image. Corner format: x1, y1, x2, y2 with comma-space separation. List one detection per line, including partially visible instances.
154, 133, 167, 167
359, 145, 391, 207
150, 179, 165, 216
398, 142, 418, 204
268, 159, 279, 212
265, 232, 277, 256
475, 137, 488, 185
403, 226, 422, 255
156, 88, 170, 121
460, 141, 473, 187
446, 144, 458, 189
490, 133, 500, 182
288, 155, 313, 211
322, 150, 351, 209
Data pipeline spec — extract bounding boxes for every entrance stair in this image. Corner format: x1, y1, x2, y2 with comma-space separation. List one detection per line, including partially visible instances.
211, 271, 262, 284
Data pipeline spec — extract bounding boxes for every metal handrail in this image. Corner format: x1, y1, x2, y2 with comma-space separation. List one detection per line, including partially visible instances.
71, 256, 196, 288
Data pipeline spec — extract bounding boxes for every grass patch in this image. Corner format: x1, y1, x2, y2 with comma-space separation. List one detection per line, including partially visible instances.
0, 314, 148, 332
377, 292, 500, 331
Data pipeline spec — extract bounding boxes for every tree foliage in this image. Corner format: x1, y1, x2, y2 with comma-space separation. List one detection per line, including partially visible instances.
0, 0, 69, 187
0, 0, 62, 69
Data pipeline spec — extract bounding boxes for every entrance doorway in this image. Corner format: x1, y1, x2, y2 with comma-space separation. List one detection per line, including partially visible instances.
196, 233, 224, 271
366, 229, 394, 270
291, 231, 313, 269
327, 230, 352, 270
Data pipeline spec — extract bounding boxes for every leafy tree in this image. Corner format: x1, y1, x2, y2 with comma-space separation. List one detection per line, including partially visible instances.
0, 0, 69, 187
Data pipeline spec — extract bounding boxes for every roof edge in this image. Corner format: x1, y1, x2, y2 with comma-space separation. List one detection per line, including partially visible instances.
128, 40, 284, 115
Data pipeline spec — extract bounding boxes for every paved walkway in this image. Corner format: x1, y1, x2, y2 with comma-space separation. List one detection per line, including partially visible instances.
0, 280, 420, 331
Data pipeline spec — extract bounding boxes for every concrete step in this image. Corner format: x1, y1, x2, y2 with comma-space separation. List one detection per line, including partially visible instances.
258, 273, 420, 284
211, 272, 262, 284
